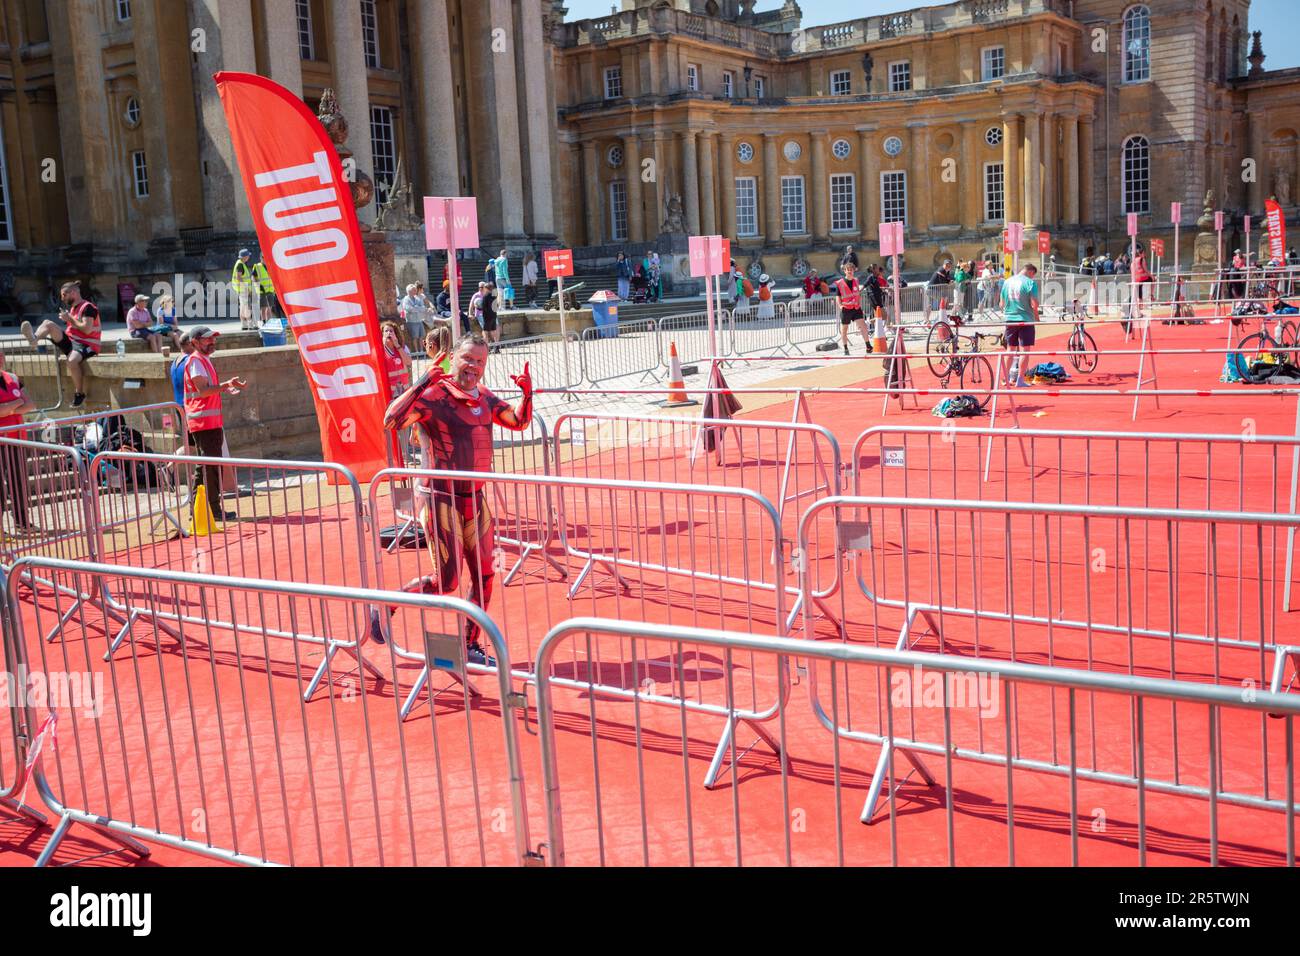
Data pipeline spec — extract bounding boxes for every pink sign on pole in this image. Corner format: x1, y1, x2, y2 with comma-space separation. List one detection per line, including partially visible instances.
1170, 202, 1182, 224
1005, 221, 1024, 252
1127, 213, 1139, 237
1214, 210, 1224, 232
424, 196, 479, 250
879, 221, 904, 256
688, 235, 729, 278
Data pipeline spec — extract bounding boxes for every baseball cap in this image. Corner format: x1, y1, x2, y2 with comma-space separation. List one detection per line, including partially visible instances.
189, 326, 220, 340
134, 294, 149, 303
239, 248, 251, 258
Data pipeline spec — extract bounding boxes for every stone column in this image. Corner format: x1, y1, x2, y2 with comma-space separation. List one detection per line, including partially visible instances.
646, 132, 667, 237
719, 132, 737, 239
1063, 116, 1080, 225
858, 126, 878, 239
1247, 116, 1265, 213
1023, 112, 1040, 227
810, 132, 829, 243
329, 0, 375, 225
1003, 113, 1021, 223
411, 0, 460, 197
962, 121, 982, 231
698, 132, 718, 235
465, 0, 526, 238
582, 140, 601, 245
764, 132, 781, 243
518, 0, 556, 237
906, 122, 930, 235
681, 129, 701, 235
262, 0, 304, 97
183, 0, 258, 235
624, 135, 645, 242
1078, 117, 1094, 226
1041, 114, 1056, 226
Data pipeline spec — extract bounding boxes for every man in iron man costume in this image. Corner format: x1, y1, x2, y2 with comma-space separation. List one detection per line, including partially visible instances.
383, 333, 533, 666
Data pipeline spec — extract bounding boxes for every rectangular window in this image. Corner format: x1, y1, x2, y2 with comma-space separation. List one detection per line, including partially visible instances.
296, 0, 315, 60
881, 170, 907, 225
830, 69, 852, 95
116, 0, 131, 21
0, 120, 14, 247
781, 175, 806, 235
830, 173, 856, 232
754, 76, 765, 98
723, 71, 734, 98
369, 105, 397, 205
889, 61, 911, 92
610, 180, 628, 241
604, 66, 623, 99
981, 46, 1005, 81
735, 177, 758, 237
361, 0, 380, 69
984, 161, 1005, 222
131, 150, 149, 199
687, 64, 699, 91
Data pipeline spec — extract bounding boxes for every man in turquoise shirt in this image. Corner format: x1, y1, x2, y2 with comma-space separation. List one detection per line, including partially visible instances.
1001, 263, 1039, 387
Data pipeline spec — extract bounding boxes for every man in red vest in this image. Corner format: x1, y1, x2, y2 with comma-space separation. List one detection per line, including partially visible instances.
21, 280, 102, 408
0, 352, 37, 534
835, 261, 872, 356
383, 334, 533, 666
183, 327, 247, 523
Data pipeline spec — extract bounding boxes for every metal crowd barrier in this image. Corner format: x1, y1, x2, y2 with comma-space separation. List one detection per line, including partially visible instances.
1, 559, 536, 866
797, 495, 1300, 822
482, 331, 583, 393
784, 297, 839, 350
580, 319, 661, 385
0, 335, 64, 414
532, 616, 1299, 866
851, 424, 1300, 611
0, 401, 188, 459
367, 468, 791, 786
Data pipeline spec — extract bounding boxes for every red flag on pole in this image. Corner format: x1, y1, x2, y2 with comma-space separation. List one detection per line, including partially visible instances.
215, 72, 391, 482
1265, 199, 1287, 261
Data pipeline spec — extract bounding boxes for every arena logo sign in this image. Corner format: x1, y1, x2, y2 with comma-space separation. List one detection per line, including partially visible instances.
251, 149, 378, 402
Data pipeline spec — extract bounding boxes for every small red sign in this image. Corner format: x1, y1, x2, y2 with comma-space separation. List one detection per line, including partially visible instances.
1037, 232, 1051, 255
544, 249, 574, 278
1150, 238, 1165, 257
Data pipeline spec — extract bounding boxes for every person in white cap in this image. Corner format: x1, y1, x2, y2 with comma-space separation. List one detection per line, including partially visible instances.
756, 273, 775, 320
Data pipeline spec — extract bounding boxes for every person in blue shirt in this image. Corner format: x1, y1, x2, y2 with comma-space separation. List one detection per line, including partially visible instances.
1000, 264, 1040, 387
170, 332, 194, 445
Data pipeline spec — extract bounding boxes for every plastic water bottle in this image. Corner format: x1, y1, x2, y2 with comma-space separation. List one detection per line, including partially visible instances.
116, 339, 126, 355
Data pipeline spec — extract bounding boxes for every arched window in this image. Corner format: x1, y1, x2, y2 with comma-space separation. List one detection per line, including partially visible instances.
1122, 135, 1151, 214
1123, 6, 1151, 83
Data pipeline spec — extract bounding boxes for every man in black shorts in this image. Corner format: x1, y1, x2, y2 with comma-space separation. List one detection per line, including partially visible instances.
22, 281, 102, 408
479, 279, 501, 348
834, 261, 872, 355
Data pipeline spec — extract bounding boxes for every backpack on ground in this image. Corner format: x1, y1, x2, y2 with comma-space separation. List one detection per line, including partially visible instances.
931, 394, 983, 418
1026, 362, 1069, 384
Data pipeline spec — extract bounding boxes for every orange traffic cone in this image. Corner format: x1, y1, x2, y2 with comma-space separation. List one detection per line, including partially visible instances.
664, 342, 698, 407
871, 307, 887, 353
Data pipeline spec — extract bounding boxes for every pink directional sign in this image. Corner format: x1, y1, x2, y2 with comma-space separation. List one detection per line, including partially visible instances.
1005, 221, 1024, 252
1215, 211, 1224, 232
1127, 213, 1139, 237
424, 196, 479, 250
878, 221, 905, 256
1170, 202, 1182, 223
688, 235, 727, 277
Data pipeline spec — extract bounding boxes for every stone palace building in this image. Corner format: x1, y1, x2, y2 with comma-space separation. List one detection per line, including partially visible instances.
0, 0, 1297, 316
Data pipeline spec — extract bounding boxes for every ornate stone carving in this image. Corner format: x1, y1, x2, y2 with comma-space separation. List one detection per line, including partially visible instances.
375, 157, 420, 232
661, 193, 686, 233
1196, 189, 1216, 229
1272, 162, 1293, 206
1248, 31, 1266, 78
789, 254, 809, 278
317, 88, 374, 226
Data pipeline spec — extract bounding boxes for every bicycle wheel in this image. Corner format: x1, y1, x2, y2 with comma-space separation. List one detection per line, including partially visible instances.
1069, 328, 1099, 373
958, 354, 996, 408
926, 319, 957, 379
1237, 331, 1279, 366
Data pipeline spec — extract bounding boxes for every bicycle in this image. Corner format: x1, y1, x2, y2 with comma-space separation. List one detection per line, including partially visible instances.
925, 312, 1003, 380
1056, 303, 1099, 374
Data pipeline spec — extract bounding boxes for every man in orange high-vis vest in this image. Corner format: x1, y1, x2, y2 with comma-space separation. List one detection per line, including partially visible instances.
184, 327, 247, 522
835, 261, 873, 356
